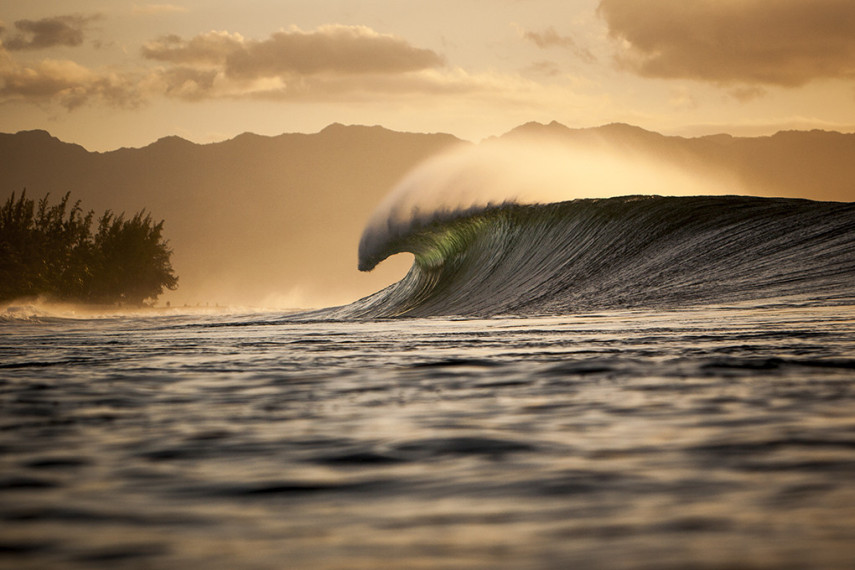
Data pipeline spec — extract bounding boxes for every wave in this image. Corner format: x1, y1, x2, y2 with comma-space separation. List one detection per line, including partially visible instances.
326, 195, 855, 318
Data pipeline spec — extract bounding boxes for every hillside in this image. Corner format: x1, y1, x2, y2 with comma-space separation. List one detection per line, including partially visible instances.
501, 121, 855, 202
0, 125, 464, 307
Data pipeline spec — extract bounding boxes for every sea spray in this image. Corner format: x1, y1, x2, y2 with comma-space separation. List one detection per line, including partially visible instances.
358, 137, 739, 271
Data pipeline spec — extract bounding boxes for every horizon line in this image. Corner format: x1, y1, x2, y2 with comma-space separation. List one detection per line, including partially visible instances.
5, 120, 855, 154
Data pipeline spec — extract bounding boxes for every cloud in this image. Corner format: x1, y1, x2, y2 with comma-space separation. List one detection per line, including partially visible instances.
598, 0, 855, 87
1, 22, 520, 109
143, 25, 444, 78
523, 27, 577, 50
0, 13, 139, 109
158, 66, 218, 100
520, 26, 596, 63
142, 31, 244, 66
2, 14, 100, 51
237, 67, 490, 102
0, 46, 144, 109
145, 61, 504, 104
139, 25, 465, 101
230, 25, 444, 77
728, 86, 767, 103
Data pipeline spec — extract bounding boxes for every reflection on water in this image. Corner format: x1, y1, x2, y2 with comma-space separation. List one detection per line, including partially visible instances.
2, 299, 855, 568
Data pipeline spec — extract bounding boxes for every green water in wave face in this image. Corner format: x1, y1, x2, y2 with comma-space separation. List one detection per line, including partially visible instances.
358, 204, 503, 272
410, 215, 494, 270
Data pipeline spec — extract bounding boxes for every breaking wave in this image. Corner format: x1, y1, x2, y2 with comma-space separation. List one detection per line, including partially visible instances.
329, 195, 855, 318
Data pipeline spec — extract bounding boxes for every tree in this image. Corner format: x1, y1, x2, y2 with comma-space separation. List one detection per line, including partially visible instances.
0, 190, 178, 305
90, 211, 179, 305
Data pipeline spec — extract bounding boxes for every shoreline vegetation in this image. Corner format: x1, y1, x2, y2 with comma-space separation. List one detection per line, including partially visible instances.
0, 191, 177, 307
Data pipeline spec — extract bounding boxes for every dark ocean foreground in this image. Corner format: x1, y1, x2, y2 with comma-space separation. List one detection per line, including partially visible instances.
2, 195, 855, 569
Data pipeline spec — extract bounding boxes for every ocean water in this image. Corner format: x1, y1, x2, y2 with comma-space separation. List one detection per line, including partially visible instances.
3, 301, 855, 569
2, 195, 855, 569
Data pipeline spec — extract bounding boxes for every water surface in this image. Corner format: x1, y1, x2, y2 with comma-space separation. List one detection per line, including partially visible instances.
3, 299, 855, 569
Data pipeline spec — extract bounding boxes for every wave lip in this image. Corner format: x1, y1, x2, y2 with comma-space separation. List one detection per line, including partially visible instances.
344, 195, 855, 318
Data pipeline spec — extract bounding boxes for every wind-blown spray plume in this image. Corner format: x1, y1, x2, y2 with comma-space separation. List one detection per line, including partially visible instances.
359, 137, 735, 272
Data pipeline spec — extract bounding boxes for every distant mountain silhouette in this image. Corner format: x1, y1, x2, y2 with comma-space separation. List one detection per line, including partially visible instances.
0, 124, 464, 306
500, 121, 855, 203
2, 122, 853, 307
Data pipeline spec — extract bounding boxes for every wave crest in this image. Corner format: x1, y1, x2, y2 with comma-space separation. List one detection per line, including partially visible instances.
358, 138, 735, 272
342, 196, 855, 318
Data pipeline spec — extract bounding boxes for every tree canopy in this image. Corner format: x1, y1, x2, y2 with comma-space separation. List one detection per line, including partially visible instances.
0, 191, 178, 306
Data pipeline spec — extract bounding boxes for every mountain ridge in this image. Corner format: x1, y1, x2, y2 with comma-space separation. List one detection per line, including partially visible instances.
8, 120, 855, 154
1, 123, 465, 307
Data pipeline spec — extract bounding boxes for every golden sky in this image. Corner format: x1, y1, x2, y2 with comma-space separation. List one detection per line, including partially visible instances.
2, 0, 855, 151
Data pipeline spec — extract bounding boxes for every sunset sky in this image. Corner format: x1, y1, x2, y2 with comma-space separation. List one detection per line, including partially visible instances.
2, 0, 855, 151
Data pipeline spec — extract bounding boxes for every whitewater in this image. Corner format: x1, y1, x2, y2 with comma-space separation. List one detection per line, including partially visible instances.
2, 142, 855, 569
